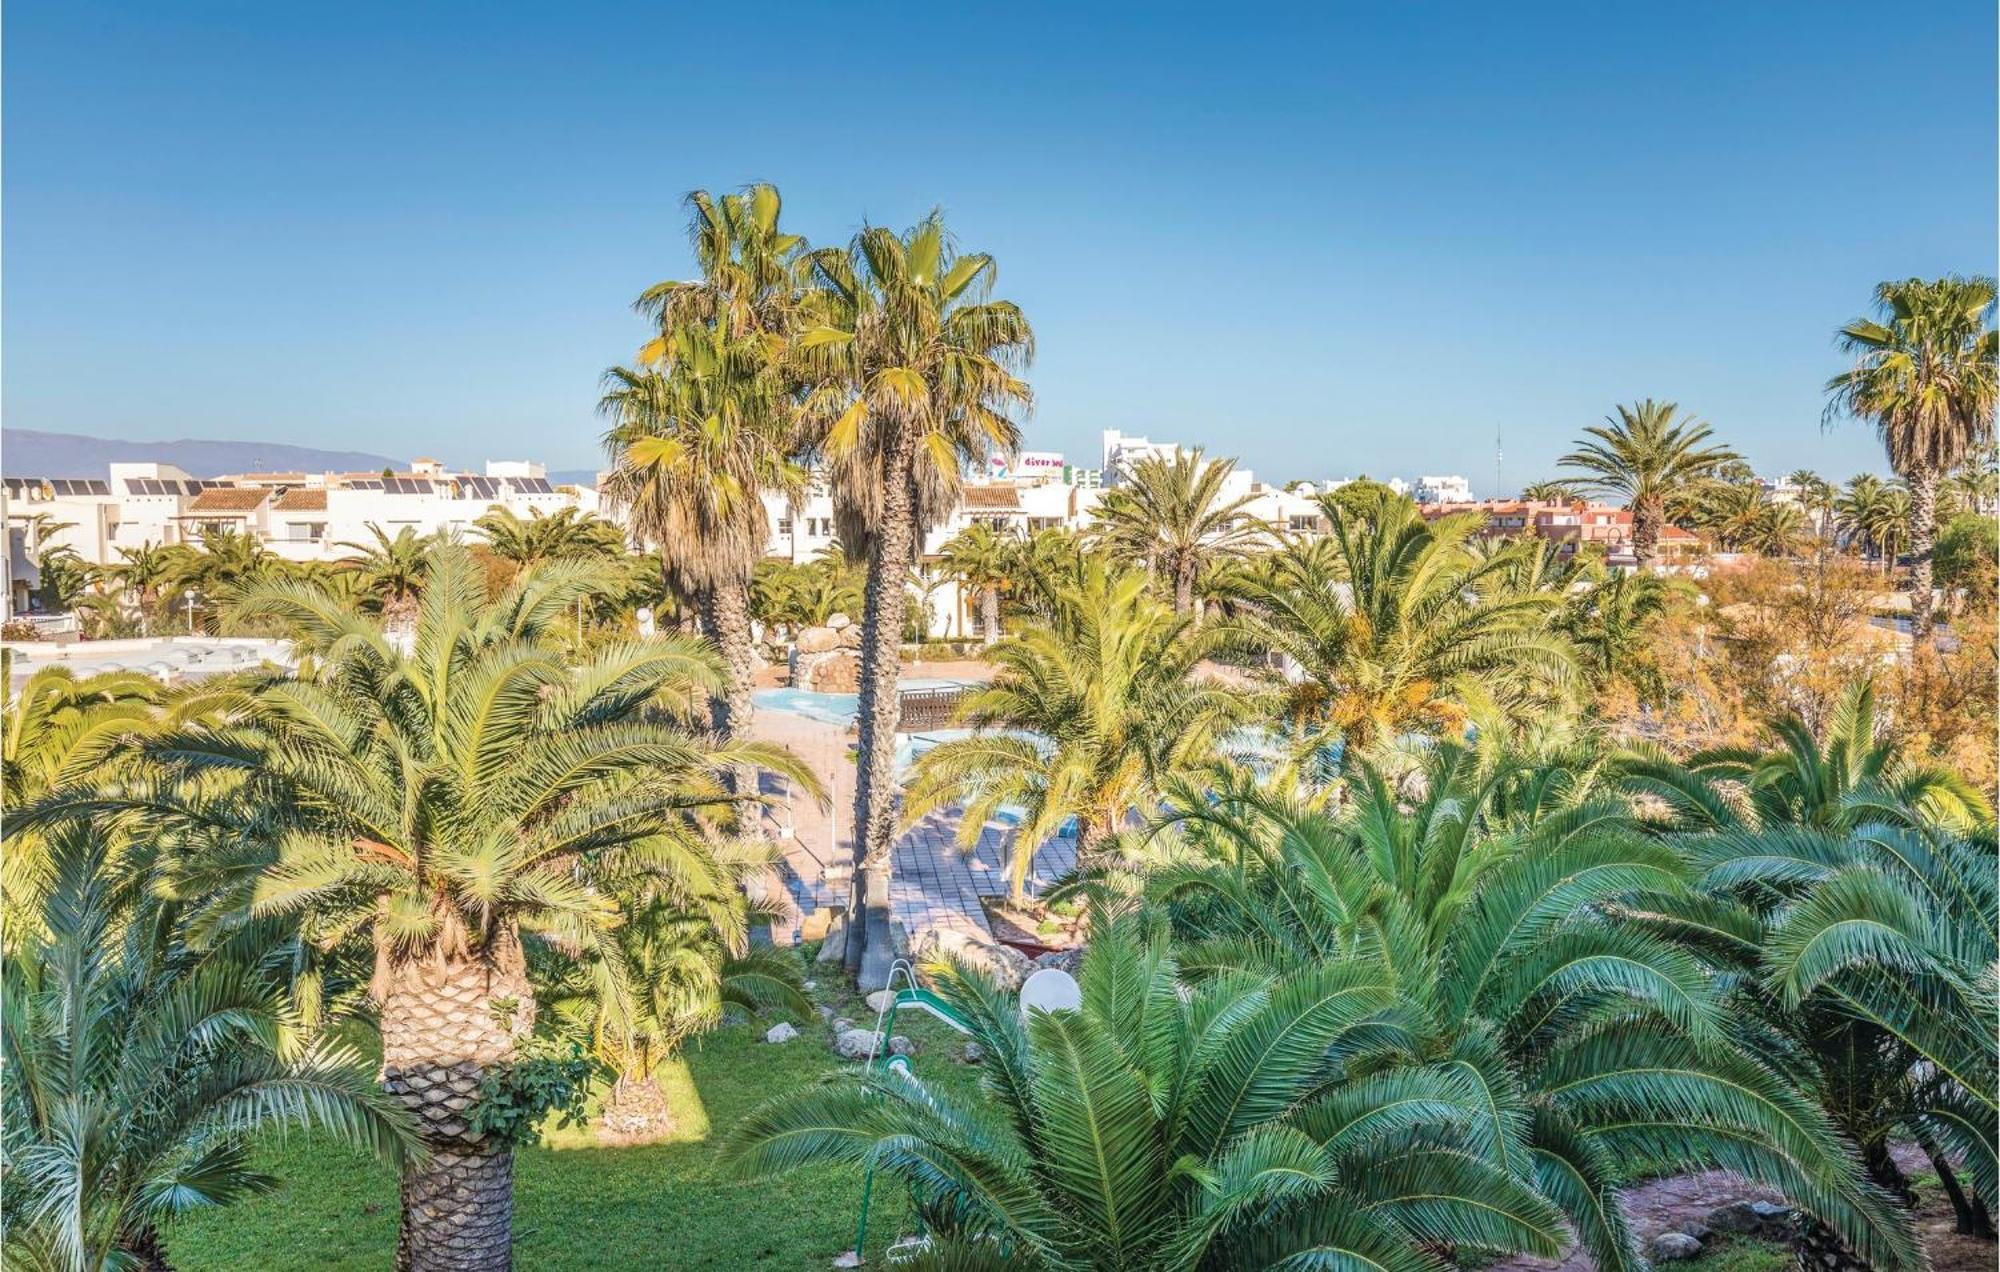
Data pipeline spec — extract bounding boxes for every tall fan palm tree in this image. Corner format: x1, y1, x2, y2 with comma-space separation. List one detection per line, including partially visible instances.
935, 521, 1016, 645
902, 561, 1242, 898
1145, 744, 1923, 1272
90, 547, 807, 1271
728, 922, 1576, 1272
1223, 486, 1577, 757
2, 827, 416, 1271
603, 184, 809, 781
1091, 449, 1268, 615
1558, 400, 1740, 569
794, 211, 1033, 988
1519, 479, 1573, 502
1826, 275, 1999, 638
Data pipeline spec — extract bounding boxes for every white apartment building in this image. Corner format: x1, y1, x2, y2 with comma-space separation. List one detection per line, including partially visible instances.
1415, 474, 1474, 504
3, 459, 593, 616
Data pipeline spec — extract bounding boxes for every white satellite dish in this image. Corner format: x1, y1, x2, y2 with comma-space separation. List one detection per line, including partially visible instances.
1017, 967, 1082, 1019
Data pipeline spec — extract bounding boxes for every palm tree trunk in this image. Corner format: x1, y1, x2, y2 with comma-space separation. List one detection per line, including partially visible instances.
981, 585, 1000, 647
705, 578, 760, 804
1632, 500, 1660, 570
846, 431, 919, 990
1907, 464, 1938, 639
381, 940, 536, 1272
124, 1223, 176, 1271
1915, 1124, 1995, 1237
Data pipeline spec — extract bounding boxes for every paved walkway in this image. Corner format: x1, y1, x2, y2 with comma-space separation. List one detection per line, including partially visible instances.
747, 705, 1074, 951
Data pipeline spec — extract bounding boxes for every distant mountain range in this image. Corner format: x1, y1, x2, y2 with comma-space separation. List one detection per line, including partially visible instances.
2, 431, 610, 490
3, 429, 404, 479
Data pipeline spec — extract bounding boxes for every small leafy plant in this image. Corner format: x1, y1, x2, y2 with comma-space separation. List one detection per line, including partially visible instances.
468, 1040, 599, 1147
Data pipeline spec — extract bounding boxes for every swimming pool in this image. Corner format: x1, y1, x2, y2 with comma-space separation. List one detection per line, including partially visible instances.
753, 678, 978, 729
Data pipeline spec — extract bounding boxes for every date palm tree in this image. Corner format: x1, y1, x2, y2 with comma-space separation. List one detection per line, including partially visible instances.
1519, 479, 1572, 502
603, 185, 808, 783
1826, 275, 1999, 638
2, 657, 163, 945
335, 523, 439, 626
543, 847, 807, 1142
106, 542, 176, 631
902, 561, 1242, 898
1619, 683, 1996, 1259
794, 211, 1033, 988
728, 922, 1575, 1271
1223, 486, 1577, 757
1147, 743, 1923, 1272
1835, 475, 1910, 573
94, 546, 809, 1271
2, 827, 416, 1271
470, 506, 626, 567
936, 521, 1015, 645
1091, 448, 1267, 615
1558, 400, 1740, 569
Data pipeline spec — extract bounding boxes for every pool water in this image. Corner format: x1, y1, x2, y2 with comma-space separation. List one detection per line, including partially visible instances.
753, 678, 978, 729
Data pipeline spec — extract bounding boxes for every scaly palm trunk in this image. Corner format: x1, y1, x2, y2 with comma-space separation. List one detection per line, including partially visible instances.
1631, 498, 1661, 570
381, 939, 536, 1272
1906, 464, 1938, 640
846, 431, 919, 991
1172, 558, 1195, 616
704, 578, 760, 805
980, 584, 1000, 647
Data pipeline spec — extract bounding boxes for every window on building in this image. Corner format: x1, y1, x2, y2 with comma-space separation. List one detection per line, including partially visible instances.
286, 522, 326, 542
807, 517, 833, 537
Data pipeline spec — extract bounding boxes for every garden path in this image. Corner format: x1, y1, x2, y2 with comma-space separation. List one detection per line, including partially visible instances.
747, 706, 1074, 951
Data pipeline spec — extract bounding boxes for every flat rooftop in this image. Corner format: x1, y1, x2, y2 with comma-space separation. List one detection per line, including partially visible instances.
4, 636, 293, 686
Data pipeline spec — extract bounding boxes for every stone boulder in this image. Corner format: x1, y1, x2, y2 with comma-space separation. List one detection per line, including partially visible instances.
865, 989, 896, 1014
962, 1041, 986, 1065
834, 1028, 883, 1061
827, 612, 851, 630
911, 928, 1035, 991
795, 626, 842, 654
815, 921, 846, 964
810, 652, 862, 693
1647, 1233, 1704, 1262
1706, 1200, 1794, 1241
831, 1017, 855, 1035
765, 1022, 799, 1044
887, 1035, 918, 1057
838, 623, 864, 649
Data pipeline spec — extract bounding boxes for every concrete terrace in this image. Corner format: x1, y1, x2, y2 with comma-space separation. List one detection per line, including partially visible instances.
747, 700, 1076, 951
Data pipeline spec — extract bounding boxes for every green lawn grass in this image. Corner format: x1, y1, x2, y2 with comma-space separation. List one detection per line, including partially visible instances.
165, 979, 984, 1270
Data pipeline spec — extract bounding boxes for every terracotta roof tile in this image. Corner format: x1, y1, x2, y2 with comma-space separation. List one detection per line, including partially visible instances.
961, 485, 1021, 511
273, 489, 327, 512
186, 487, 270, 513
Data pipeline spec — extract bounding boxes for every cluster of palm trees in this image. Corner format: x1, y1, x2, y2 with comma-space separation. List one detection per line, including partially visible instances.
1529, 278, 1995, 637
599, 185, 1032, 989
734, 691, 1995, 1271
900, 481, 1669, 899
2, 544, 817, 1270
31, 503, 639, 640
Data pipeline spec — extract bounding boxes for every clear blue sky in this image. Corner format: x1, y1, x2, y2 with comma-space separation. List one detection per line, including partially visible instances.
5, 1, 1993, 491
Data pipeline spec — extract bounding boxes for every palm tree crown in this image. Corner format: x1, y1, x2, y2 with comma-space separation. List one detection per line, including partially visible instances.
1825, 275, 1998, 638
1559, 400, 1739, 567
1091, 449, 1268, 614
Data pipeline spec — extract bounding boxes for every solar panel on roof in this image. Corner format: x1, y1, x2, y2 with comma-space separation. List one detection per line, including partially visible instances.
84, 481, 109, 495
513, 477, 553, 494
